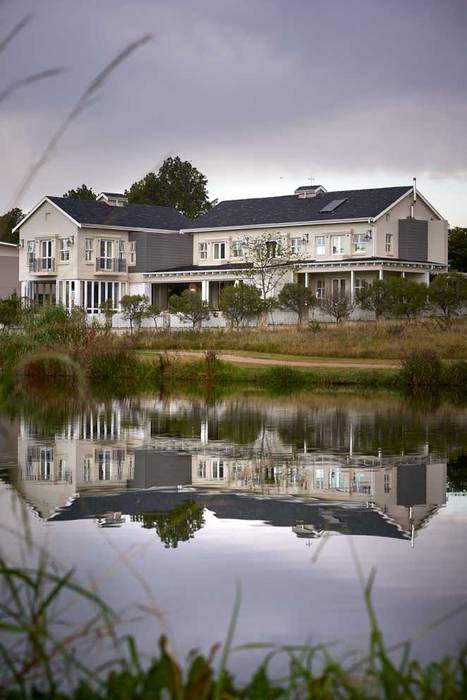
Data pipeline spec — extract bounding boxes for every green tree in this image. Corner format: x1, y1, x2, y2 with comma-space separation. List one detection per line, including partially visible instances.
62, 184, 97, 200
278, 282, 317, 327
144, 303, 162, 329
134, 501, 205, 548
0, 208, 23, 244
356, 279, 390, 319
385, 277, 428, 320
0, 292, 22, 329
99, 298, 117, 330
320, 294, 354, 324
448, 227, 467, 272
219, 283, 263, 329
169, 290, 210, 329
428, 272, 467, 318
126, 156, 214, 218
120, 294, 148, 333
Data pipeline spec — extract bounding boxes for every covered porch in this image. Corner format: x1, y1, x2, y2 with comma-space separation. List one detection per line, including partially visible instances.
148, 268, 244, 310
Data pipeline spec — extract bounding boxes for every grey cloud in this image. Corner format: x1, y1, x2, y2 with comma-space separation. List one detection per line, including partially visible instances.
0, 0, 466, 224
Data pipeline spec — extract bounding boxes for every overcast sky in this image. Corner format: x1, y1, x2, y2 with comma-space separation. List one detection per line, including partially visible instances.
1, 0, 466, 225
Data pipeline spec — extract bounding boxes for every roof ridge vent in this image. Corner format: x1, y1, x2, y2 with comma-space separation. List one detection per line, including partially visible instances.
294, 184, 327, 198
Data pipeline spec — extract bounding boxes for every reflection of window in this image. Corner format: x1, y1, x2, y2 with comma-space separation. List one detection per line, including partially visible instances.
314, 468, 324, 489
213, 242, 226, 260
96, 450, 111, 480
197, 460, 207, 478
199, 242, 208, 260
39, 447, 53, 480
384, 472, 391, 493
212, 460, 224, 479
83, 458, 91, 482
315, 236, 325, 255
57, 458, 66, 481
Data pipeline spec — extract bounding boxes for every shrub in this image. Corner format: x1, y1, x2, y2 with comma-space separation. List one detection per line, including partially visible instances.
320, 294, 354, 323
428, 272, 467, 318
219, 283, 263, 329
169, 290, 210, 329
444, 360, 467, 387
263, 365, 305, 391
278, 282, 316, 327
401, 350, 443, 388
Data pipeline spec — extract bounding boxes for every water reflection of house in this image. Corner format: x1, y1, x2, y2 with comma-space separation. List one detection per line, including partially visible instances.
11, 399, 450, 541
17, 407, 134, 518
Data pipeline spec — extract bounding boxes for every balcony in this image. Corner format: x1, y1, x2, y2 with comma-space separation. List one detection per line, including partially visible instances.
95, 257, 127, 273
28, 258, 56, 274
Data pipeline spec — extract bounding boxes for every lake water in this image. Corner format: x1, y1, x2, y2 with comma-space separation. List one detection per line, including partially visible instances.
1, 391, 466, 676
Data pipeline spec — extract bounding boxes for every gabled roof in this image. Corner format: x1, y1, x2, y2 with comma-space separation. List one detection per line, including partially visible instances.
14, 196, 192, 232
98, 191, 125, 198
184, 186, 413, 230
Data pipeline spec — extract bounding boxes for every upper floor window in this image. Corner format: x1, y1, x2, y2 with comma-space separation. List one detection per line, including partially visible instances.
315, 236, 325, 256
85, 238, 93, 262
99, 240, 113, 270
231, 240, 243, 258
266, 240, 278, 258
118, 240, 125, 258
353, 233, 368, 254
27, 240, 36, 269
291, 237, 302, 255
385, 234, 393, 254
59, 238, 71, 262
213, 241, 226, 260
40, 240, 54, 271
331, 235, 346, 255
129, 241, 136, 266
199, 242, 208, 260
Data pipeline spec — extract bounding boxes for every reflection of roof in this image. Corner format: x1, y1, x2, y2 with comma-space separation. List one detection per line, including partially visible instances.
50, 489, 408, 540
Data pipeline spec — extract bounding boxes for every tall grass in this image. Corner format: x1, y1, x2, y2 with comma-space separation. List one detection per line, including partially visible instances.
133, 318, 467, 360
0, 557, 465, 699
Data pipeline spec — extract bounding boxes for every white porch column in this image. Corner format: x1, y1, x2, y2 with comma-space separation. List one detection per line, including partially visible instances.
379, 269, 384, 281
424, 270, 430, 285
304, 272, 309, 288
350, 269, 355, 302
72, 280, 80, 307
401, 271, 406, 278
201, 279, 210, 303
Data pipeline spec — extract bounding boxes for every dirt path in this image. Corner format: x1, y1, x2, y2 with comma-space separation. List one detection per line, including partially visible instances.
158, 350, 400, 370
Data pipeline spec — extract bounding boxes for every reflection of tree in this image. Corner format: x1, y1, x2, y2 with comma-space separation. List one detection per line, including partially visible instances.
447, 455, 467, 493
132, 501, 205, 548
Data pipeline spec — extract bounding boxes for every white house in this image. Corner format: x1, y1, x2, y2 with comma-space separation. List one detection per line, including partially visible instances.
14, 180, 449, 325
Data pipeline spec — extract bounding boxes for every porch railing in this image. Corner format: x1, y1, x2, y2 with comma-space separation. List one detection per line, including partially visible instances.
28, 258, 55, 273
95, 257, 127, 273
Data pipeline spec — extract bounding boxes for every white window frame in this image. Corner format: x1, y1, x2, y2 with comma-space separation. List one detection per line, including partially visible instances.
354, 277, 365, 294
316, 279, 325, 300
59, 238, 71, 262
85, 238, 93, 262
352, 233, 368, 254
40, 239, 54, 271
231, 240, 243, 258
291, 237, 302, 255
315, 236, 326, 256
331, 236, 345, 256
99, 239, 113, 270
213, 241, 226, 261
332, 278, 346, 298
199, 242, 208, 260
129, 241, 136, 266
385, 233, 393, 254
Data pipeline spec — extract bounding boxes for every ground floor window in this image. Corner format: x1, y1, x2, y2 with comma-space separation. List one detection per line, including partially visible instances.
332, 278, 346, 298
81, 281, 126, 314
354, 277, 366, 294
316, 279, 325, 300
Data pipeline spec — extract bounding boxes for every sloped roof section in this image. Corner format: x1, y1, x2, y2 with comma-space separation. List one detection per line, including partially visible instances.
48, 196, 192, 230
184, 186, 412, 230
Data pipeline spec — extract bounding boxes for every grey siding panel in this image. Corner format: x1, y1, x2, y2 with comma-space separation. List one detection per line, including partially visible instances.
129, 231, 192, 272
129, 450, 192, 489
398, 219, 428, 261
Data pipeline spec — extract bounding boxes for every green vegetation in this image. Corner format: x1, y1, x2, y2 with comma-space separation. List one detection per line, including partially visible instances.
448, 227, 467, 272
0, 207, 23, 244
278, 282, 316, 326
62, 183, 97, 200
125, 156, 215, 218
219, 283, 263, 329
0, 558, 465, 699
169, 290, 211, 329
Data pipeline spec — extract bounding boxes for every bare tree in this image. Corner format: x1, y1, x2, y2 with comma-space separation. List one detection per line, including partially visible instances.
320, 294, 354, 324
